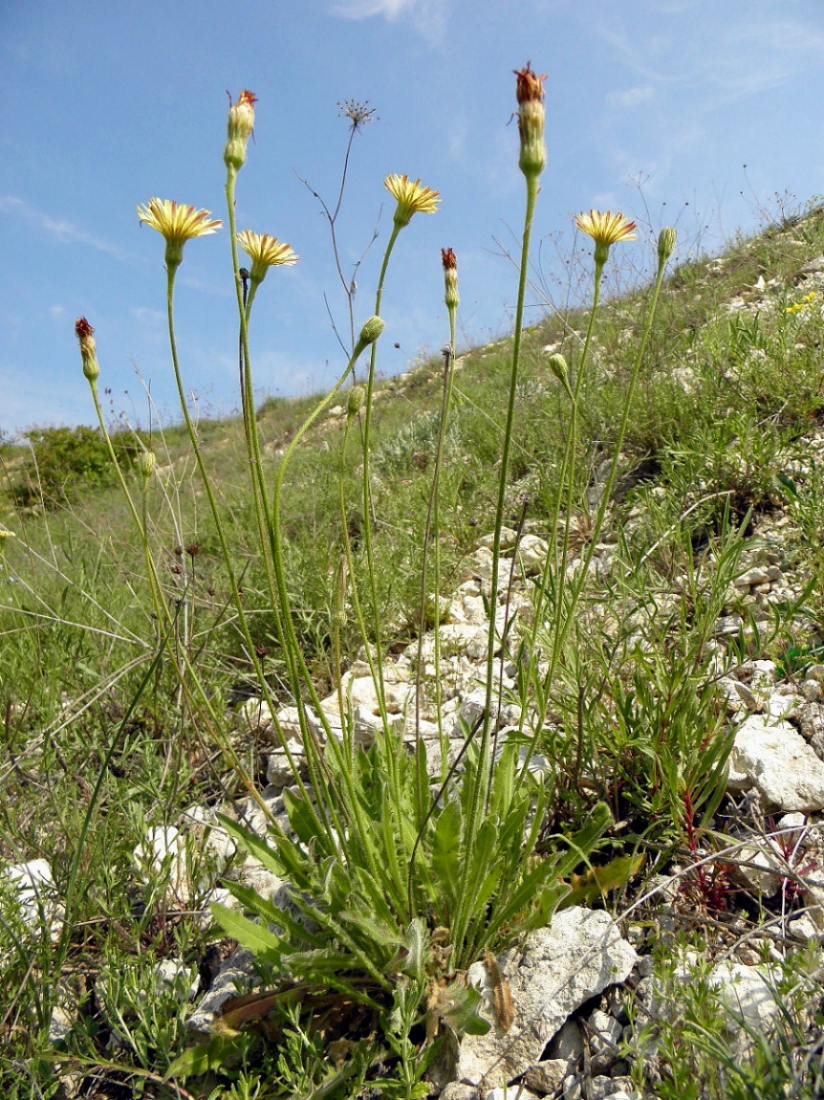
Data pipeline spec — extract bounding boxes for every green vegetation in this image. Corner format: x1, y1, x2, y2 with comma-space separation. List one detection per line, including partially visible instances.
2, 74, 824, 1099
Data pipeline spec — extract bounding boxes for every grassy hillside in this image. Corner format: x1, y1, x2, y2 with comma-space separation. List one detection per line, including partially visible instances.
4, 179, 824, 1097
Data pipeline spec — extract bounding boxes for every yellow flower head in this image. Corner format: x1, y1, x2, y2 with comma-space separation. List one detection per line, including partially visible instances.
574, 209, 636, 266
137, 198, 222, 270
384, 174, 440, 229
237, 229, 298, 287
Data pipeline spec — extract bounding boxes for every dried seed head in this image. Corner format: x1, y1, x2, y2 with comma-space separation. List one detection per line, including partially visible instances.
338, 98, 378, 131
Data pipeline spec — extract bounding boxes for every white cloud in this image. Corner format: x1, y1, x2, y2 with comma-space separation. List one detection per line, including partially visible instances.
328, 0, 449, 44
606, 86, 655, 110
0, 195, 131, 261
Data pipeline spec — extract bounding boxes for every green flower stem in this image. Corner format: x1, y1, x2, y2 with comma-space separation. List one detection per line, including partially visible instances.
362, 223, 401, 700
521, 260, 603, 735
220, 171, 339, 839
519, 249, 670, 782
356, 223, 407, 835
336, 418, 403, 902
162, 262, 304, 824
413, 340, 456, 825
268, 343, 380, 843
87, 370, 261, 809
448, 171, 540, 960
86, 380, 168, 635
463, 173, 539, 853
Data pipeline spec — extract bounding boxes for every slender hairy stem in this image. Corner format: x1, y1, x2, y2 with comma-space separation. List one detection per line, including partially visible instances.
479, 174, 539, 806
518, 250, 671, 784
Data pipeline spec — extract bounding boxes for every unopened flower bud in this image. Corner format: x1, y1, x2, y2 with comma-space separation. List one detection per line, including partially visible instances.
347, 385, 365, 420
548, 353, 568, 385
514, 63, 547, 180
548, 352, 574, 398
75, 317, 100, 382
138, 450, 156, 482
441, 247, 459, 312
224, 90, 257, 172
354, 315, 385, 357
658, 226, 677, 265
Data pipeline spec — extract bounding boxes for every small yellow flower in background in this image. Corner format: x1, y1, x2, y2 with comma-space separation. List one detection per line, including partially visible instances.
785, 290, 820, 315
237, 229, 298, 290
224, 89, 257, 172
514, 62, 547, 181
137, 198, 222, 271
75, 316, 100, 382
384, 174, 440, 229
574, 209, 637, 267
0, 529, 15, 540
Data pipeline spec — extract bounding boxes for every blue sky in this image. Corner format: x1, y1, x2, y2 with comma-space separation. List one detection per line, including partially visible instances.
3, 0, 824, 436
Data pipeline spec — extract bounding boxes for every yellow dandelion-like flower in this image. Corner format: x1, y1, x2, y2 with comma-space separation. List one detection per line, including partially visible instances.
574, 209, 636, 266
384, 174, 440, 229
237, 230, 298, 279
137, 198, 222, 270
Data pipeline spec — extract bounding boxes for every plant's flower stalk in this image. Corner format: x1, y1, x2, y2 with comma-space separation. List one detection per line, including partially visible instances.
384, 174, 440, 229
658, 226, 677, 265
224, 89, 257, 172
514, 63, 547, 181
237, 230, 298, 293
75, 317, 100, 382
574, 209, 636, 268
137, 198, 221, 272
441, 247, 459, 312
353, 315, 385, 358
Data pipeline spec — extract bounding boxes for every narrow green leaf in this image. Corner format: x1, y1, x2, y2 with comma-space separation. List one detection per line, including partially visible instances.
216, 812, 291, 878
211, 901, 283, 962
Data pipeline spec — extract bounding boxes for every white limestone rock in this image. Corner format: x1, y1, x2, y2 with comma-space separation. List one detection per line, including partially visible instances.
446, 909, 637, 1088
3, 859, 64, 941
728, 714, 824, 811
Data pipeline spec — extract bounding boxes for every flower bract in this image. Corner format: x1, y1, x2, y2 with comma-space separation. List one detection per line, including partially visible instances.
384, 174, 440, 228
